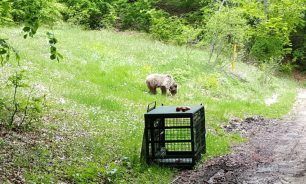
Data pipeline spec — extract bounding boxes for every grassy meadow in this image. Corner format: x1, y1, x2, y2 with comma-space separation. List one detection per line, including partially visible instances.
0, 25, 297, 183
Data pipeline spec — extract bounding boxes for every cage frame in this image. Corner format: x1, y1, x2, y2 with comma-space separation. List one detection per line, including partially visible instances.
143, 103, 206, 168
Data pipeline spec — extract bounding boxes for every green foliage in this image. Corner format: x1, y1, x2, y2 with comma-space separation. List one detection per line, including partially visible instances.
293, 47, 306, 64
155, 0, 214, 15
197, 74, 220, 90
47, 32, 63, 61
116, 0, 155, 31
171, 68, 191, 83
204, 6, 250, 63
150, 16, 181, 42
1, 0, 305, 69
250, 36, 284, 61
61, 0, 116, 29
0, 26, 298, 183
206, 7, 250, 44
291, 20, 306, 70
0, 0, 13, 25
278, 62, 297, 74
0, 38, 20, 66
150, 15, 199, 45
257, 61, 279, 84
0, 0, 62, 131
0, 70, 46, 129
11, 0, 62, 26
245, 0, 306, 62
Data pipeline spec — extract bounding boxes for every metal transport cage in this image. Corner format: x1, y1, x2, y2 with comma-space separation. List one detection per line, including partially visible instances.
142, 102, 206, 168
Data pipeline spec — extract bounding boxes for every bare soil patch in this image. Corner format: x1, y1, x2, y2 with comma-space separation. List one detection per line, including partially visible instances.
173, 89, 306, 184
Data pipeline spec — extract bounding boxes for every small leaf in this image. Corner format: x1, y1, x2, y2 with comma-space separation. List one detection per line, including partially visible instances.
50, 54, 56, 60
50, 46, 56, 52
0, 49, 7, 54
52, 38, 57, 44
23, 26, 31, 32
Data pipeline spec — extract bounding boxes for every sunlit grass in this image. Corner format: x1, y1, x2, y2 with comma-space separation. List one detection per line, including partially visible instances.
0, 25, 297, 183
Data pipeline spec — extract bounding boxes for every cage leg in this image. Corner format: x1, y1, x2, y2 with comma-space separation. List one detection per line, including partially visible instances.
140, 128, 146, 163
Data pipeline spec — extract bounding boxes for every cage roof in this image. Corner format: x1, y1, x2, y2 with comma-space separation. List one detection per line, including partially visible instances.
145, 105, 203, 115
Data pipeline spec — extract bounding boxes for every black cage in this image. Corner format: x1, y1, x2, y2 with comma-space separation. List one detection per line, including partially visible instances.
142, 103, 206, 168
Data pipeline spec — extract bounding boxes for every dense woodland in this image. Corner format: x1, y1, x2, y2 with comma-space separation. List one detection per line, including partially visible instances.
1, 0, 305, 70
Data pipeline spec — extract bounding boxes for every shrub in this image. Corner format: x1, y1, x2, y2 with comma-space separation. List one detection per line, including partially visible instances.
291, 22, 306, 70
250, 36, 284, 62
0, 0, 13, 25
203, 7, 250, 63
0, 69, 47, 130
257, 59, 280, 85
246, 0, 305, 62
196, 73, 220, 91
11, 0, 62, 26
278, 62, 297, 74
150, 15, 198, 45
0, 1, 59, 130
61, 0, 116, 29
115, 0, 155, 31
171, 68, 191, 83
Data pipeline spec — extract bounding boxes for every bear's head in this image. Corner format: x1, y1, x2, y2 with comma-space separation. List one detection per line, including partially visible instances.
169, 83, 178, 95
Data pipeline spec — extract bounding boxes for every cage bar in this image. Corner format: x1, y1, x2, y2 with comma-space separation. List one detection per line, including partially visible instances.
142, 104, 206, 168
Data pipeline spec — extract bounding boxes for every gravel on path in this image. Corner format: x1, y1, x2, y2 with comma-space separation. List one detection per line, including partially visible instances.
173, 89, 306, 184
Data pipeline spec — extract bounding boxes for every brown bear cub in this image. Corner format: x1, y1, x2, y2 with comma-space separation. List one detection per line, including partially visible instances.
146, 74, 178, 96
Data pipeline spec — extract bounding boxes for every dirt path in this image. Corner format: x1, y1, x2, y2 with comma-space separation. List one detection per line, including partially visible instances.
173, 89, 306, 184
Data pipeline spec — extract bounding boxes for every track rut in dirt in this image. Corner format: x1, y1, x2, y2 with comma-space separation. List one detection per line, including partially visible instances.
173, 89, 306, 184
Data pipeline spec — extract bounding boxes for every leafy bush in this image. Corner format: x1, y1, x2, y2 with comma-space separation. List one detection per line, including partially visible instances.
197, 73, 220, 90
171, 68, 191, 83
278, 62, 297, 74
0, 0, 61, 131
291, 22, 306, 70
246, 0, 305, 63
257, 60, 280, 85
11, 0, 62, 26
1, 0, 306, 72
0, 38, 20, 66
61, 0, 116, 29
150, 15, 198, 45
203, 7, 250, 63
115, 0, 155, 31
155, 0, 212, 15
0, 69, 47, 130
0, 0, 13, 25
250, 36, 284, 61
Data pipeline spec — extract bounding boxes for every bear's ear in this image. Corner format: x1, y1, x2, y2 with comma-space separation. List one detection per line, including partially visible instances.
166, 74, 172, 78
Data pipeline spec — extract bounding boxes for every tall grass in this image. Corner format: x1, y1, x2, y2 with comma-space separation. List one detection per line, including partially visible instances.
0, 26, 297, 183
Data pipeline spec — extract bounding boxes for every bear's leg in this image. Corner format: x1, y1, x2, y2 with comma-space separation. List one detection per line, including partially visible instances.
150, 88, 157, 94
161, 86, 167, 95
146, 81, 157, 95
148, 86, 157, 94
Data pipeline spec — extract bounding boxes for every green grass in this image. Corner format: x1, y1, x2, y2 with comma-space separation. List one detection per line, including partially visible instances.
0, 25, 297, 183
